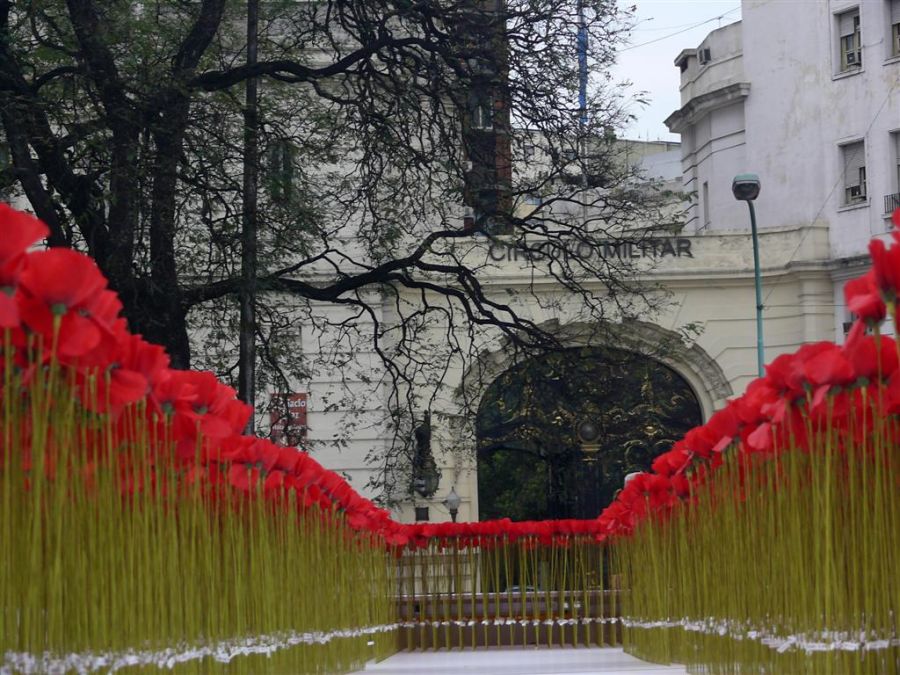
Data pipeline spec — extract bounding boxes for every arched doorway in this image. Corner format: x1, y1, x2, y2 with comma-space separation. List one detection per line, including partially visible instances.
476, 346, 702, 520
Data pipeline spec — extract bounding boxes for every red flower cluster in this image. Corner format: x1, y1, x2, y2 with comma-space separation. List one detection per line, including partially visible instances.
5, 205, 900, 552
595, 208, 900, 541
0, 206, 432, 548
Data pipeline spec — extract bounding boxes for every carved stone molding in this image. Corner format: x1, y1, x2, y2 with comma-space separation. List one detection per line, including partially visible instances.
460, 319, 733, 422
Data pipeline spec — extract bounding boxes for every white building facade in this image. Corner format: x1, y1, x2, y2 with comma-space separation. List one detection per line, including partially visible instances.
295, 0, 900, 523
112, 0, 890, 524
666, 0, 900, 340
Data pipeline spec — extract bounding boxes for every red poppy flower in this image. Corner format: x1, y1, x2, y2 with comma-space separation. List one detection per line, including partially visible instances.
884, 370, 900, 415
869, 238, 900, 301
844, 270, 886, 325
169, 371, 251, 442
623, 473, 679, 512
227, 462, 262, 493
745, 421, 774, 454
17, 249, 111, 359
296, 482, 331, 510
382, 525, 410, 548
799, 342, 855, 388
0, 204, 47, 283
843, 322, 898, 380
651, 446, 692, 477
0, 207, 48, 327
74, 323, 165, 414
292, 452, 326, 488
733, 379, 777, 426
150, 368, 199, 418
597, 500, 638, 538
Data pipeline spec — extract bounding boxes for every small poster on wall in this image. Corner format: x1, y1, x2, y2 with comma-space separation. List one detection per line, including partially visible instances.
269, 393, 308, 446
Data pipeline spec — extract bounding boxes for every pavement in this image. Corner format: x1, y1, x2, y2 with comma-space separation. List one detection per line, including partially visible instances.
350, 647, 688, 674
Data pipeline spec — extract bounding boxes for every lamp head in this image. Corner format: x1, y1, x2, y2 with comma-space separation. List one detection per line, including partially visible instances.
443, 486, 461, 512
576, 419, 601, 444
732, 173, 761, 201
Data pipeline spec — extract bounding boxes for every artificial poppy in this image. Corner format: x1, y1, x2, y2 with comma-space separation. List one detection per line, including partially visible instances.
869, 237, 900, 301
17, 249, 111, 359
844, 270, 886, 325
0, 204, 44, 325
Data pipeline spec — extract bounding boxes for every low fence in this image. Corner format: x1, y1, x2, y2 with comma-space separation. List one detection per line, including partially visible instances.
393, 540, 619, 650
396, 590, 621, 650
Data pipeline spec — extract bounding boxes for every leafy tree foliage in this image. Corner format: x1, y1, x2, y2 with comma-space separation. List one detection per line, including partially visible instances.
0, 0, 679, 499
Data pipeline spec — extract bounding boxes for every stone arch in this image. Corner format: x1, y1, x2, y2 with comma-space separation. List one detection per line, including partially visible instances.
453, 320, 733, 519
473, 343, 705, 519
460, 319, 732, 423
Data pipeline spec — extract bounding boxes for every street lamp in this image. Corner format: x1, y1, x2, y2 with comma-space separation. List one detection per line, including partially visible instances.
576, 419, 601, 463
732, 173, 765, 378
443, 486, 461, 523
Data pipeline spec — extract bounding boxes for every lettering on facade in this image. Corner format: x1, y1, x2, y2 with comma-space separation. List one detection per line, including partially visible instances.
270, 392, 308, 446
487, 237, 694, 262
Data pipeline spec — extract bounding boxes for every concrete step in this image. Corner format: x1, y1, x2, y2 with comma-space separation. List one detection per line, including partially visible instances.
351, 646, 687, 674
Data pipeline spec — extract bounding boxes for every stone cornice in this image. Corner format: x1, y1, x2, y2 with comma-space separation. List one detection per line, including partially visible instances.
665, 82, 751, 134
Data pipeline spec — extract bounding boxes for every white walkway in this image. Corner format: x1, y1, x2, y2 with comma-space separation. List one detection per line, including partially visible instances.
351, 647, 687, 674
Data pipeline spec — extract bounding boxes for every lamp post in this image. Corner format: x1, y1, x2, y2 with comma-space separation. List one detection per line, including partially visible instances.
732, 173, 765, 378
577, 419, 602, 518
443, 486, 461, 523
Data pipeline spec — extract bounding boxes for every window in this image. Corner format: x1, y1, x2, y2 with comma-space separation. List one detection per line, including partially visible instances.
887, 131, 900, 214
702, 181, 710, 226
894, 132, 900, 190
468, 90, 493, 131
266, 138, 295, 203
523, 142, 535, 161
840, 140, 867, 205
838, 9, 862, 71
697, 47, 712, 65
891, 0, 900, 56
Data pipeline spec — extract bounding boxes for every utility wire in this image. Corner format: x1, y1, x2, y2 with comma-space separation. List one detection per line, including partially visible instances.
620, 7, 740, 52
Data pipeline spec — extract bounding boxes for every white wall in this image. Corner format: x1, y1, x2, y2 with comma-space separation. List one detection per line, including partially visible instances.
668, 0, 900, 383
741, 0, 900, 257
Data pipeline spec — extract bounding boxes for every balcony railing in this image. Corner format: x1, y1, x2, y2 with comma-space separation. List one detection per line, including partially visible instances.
886, 192, 900, 214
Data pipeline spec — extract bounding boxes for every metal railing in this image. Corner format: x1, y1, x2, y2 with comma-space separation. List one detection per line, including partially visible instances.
393, 539, 621, 650
885, 192, 900, 214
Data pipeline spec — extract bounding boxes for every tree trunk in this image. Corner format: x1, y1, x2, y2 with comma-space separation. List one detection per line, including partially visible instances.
144, 97, 193, 369
126, 283, 192, 369
238, 0, 259, 424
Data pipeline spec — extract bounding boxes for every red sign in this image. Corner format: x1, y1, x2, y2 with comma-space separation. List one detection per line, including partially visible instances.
269, 393, 308, 446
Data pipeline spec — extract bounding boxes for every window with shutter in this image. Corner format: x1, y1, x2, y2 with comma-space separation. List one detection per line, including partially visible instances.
841, 141, 867, 205
838, 9, 861, 71
888, 132, 900, 214
267, 139, 295, 203
467, 90, 494, 131
895, 133, 900, 190
892, 0, 900, 56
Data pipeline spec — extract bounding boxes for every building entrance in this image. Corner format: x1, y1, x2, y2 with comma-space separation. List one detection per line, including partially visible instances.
476, 347, 702, 520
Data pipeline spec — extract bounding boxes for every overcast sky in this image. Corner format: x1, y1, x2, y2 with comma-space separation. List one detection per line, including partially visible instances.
612, 0, 742, 142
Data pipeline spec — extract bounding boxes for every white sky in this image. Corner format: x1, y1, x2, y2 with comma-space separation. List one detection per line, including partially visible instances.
612, 0, 742, 142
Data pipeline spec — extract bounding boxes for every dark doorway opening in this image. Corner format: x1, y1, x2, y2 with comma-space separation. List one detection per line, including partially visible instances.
476, 347, 702, 520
